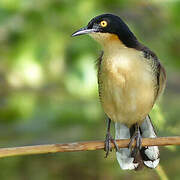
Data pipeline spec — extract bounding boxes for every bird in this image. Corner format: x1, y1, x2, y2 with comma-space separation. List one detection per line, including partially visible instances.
72, 13, 166, 170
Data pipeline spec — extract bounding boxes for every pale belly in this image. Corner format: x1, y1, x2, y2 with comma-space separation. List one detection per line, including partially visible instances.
99, 53, 155, 127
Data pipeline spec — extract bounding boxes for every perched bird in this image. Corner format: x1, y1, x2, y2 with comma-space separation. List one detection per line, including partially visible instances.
72, 14, 166, 170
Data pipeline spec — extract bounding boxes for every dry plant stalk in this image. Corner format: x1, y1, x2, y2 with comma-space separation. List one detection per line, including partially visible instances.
0, 136, 180, 158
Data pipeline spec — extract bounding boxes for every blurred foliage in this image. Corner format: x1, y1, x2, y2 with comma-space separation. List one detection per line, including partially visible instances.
0, 0, 179, 179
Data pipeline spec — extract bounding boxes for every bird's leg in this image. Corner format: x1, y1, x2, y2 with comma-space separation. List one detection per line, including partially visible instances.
104, 118, 119, 158
104, 118, 112, 157
128, 123, 142, 158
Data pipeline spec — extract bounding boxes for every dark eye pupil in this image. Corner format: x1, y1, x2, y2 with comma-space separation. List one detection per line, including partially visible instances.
101, 21, 106, 26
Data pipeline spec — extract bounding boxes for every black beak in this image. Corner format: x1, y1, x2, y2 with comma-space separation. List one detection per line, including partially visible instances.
71, 26, 97, 37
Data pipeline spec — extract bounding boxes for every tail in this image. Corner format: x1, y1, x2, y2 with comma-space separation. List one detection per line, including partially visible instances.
115, 115, 160, 170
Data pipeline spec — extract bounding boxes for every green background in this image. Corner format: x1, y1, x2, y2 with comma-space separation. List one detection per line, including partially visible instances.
0, 0, 179, 179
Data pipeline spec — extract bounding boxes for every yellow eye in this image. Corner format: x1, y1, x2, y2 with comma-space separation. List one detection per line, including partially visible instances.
100, 20, 108, 27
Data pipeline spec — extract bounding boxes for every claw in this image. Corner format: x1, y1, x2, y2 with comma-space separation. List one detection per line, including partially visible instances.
128, 123, 142, 158
112, 139, 120, 152
104, 117, 120, 158
104, 132, 112, 158
104, 132, 120, 158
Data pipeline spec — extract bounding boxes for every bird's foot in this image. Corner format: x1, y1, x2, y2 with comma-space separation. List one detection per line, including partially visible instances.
128, 124, 142, 158
104, 132, 119, 158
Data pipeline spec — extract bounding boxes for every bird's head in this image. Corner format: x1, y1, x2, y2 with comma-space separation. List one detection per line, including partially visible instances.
72, 14, 138, 48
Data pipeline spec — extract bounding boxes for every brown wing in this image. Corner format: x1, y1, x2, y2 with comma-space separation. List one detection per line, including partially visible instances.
140, 45, 166, 103
156, 63, 166, 101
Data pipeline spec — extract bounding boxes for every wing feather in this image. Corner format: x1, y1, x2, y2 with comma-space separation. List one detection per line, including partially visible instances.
156, 64, 166, 99
140, 46, 166, 103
